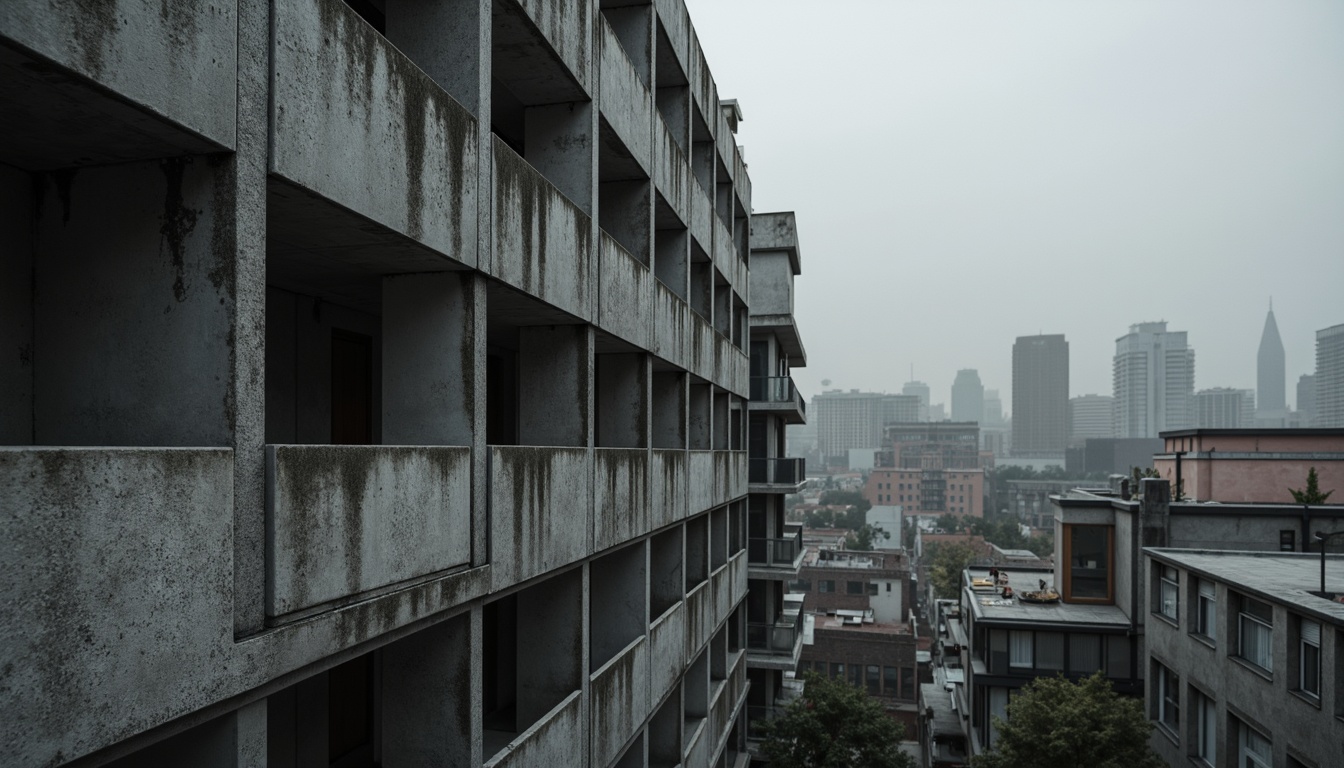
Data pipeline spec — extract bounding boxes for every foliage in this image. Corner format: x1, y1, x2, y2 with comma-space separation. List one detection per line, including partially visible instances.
928, 542, 977, 599
802, 490, 872, 530
1290, 467, 1335, 504
969, 517, 1052, 558
845, 524, 890, 551
972, 673, 1163, 768
932, 513, 965, 532
761, 673, 915, 768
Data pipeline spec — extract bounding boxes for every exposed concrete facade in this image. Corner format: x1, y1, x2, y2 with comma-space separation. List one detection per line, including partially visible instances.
0, 1, 777, 765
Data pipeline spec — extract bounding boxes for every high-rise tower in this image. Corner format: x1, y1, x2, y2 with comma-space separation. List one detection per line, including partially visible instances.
951, 369, 985, 423
1257, 303, 1286, 420
1113, 322, 1196, 437
1316, 324, 1344, 428
1012, 335, 1069, 456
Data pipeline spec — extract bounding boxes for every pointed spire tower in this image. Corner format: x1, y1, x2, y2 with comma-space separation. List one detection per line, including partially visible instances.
1257, 300, 1286, 417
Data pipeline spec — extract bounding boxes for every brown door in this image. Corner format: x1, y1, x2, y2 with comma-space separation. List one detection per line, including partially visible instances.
331, 330, 373, 445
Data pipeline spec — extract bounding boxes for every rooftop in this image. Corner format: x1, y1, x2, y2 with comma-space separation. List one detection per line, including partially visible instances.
1146, 549, 1344, 625
963, 567, 1130, 628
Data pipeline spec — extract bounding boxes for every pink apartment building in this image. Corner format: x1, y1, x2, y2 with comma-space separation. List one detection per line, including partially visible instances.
1154, 428, 1344, 503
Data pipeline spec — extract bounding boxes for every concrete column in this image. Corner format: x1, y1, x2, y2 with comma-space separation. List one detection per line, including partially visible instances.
596, 352, 647, 448
689, 382, 711, 450
651, 370, 685, 449
525, 101, 595, 216
381, 272, 474, 446
518, 325, 588, 446
382, 613, 473, 766
469, 276, 489, 567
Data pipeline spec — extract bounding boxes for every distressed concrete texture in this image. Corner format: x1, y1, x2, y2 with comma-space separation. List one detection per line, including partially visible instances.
598, 233, 653, 349
687, 450, 717, 515
483, 691, 584, 768
598, 18, 652, 174
684, 580, 713, 659
266, 445, 472, 618
689, 314, 717, 383
654, 117, 690, 224
652, 0, 689, 74
653, 281, 690, 368
0, 448, 234, 767
271, 0, 477, 264
648, 602, 687, 706
651, 449, 689, 527
594, 448, 651, 552
712, 564, 732, 627
683, 717, 709, 768
492, 137, 594, 320
515, 0, 592, 95
689, 182, 712, 255
590, 638, 651, 767
717, 450, 748, 504
749, 252, 795, 317
0, 0, 237, 164
489, 447, 592, 588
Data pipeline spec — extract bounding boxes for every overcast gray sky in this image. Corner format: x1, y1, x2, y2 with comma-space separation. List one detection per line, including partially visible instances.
684, 0, 1344, 415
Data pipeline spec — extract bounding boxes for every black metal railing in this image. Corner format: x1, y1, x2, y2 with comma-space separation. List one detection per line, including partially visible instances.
749, 377, 805, 414
747, 527, 803, 567
748, 457, 804, 485
747, 610, 804, 655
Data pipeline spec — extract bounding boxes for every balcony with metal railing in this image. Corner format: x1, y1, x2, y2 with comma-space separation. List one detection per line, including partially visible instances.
748, 457, 806, 494
746, 608, 805, 671
747, 525, 804, 578
748, 376, 806, 424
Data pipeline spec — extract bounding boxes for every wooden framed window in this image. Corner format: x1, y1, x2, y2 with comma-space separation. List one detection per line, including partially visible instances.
1061, 524, 1114, 604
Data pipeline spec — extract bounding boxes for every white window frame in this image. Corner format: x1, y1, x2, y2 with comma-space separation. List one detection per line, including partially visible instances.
1299, 618, 1320, 698
1237, 596, 1273, 672
1196, 579, 1216, 641
1237, 721, 1271, 768
1159, 565, 1179, 621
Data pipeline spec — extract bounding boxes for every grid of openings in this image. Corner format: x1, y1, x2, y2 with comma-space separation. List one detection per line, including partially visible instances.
1236, 595, 1273, 672
1195, 579, 1217, 642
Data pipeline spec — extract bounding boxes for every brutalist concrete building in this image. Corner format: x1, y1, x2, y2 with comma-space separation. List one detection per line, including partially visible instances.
0, 2, 798, 766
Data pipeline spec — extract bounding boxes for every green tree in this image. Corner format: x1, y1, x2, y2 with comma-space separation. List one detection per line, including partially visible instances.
972, 673, 1163, 768
845, 524, 890, 551
761, 673, 915, 768
1290, 466, 1335, 504
928, 542, 976, 599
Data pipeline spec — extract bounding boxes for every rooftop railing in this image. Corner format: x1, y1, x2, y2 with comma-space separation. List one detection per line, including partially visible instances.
749, 377, 805, 414
747, 526, 803, 567
747, 609, 804, 656
749, 457, 804, 486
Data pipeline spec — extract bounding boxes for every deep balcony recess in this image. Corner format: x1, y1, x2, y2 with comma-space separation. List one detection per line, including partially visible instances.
747, 526, 803, 570
748, 376, 806, 424
748, 457, 806, 492
746, 608, 804, 658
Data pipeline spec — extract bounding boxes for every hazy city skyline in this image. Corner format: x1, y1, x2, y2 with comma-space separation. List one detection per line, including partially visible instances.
686, 0, 1344, 413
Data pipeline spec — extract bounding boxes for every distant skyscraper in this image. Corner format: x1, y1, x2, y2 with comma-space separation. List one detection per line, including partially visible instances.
813, 391, 922, 463
1012, 334, 1069, 456
1297, 374, 1316, 426
903, 380, 930, 421
1257, 304, 1286, 419
1194, 388, 1255, 428
951, 369, 985, 423
982, 389, 1004, 425
1316, 324, 1344, 428
1113, 322, 1196, 438
1070, 394, 1115, 440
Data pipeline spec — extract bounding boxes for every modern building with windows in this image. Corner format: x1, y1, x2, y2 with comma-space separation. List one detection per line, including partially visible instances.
1144, 549, 1344, 768
1113, 321, 1196, 438
1011, 334, 1069, 458
951, 370, 984, 424
1316, 323, 1344, 428
1070, 394, 1115, 440
0, 1, 796, 766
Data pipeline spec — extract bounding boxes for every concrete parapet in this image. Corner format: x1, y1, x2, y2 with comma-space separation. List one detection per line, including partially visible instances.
653, 282, 691, 368
270, 0, 477, 264
688, 450, 717, 515
712, 564, 732, 628
598, 18, 653, 174
489, 446, 593, 588
654, 116, 690, 222
598, 234, 653, 349
0, 447, 234, 767
684, 580, 713, 659
652, 0, 689, 76
492, 137, 594, 320
690, 182, 713, 255
594, 448, 652, 552
515, 0, 592, 96
688, 30, 715, 140
683, 716, 709, 768
648, 602, 687, 707
590, 637, 651, 766
482, 690, 584, 768
265, 444, 472, 619
651, 449, 689, 527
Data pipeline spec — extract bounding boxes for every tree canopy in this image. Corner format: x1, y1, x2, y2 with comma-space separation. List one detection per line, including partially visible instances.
927, 541, 977, 599
761, 672, 915, 768
1290, 466, 1334, 504
972, 673, 1163, 768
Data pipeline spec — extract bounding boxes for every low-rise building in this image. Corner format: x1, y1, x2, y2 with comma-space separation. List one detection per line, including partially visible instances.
1143, 549, 1344, 768
1154, 428, 1344, 504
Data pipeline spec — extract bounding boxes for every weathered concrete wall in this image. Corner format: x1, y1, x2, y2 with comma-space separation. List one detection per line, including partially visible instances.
516, 0, 592, 96
689, 183, 712, 258
382, 272, 476, 445
653, 281, 690, 368
490, 447, 592, 588
596, 352, 646, 449
519, 325, 589, 446
33, 160, 234, 447
265, 445, 472, 618
594, 448, 651, 551
493, 137, 593, 320
683, 717, 709, 768
651, 449, 689, 527
712, 565, 732, 629
689, 313, 718, 383
598, 234, 653, 348
654, 117, 690, 224
712, 214, 734, 280
483, 691, 584, 768
688, 450, 717, 515
717, 450, 748, 505
0, 0, 238, 150
651, 371, 686, 450
684, 580, 713, 659
382, 612, 474, 766
0, 165, 32, 444
749, 252, 794, 317
648, 602, 686, 707
687, 30, 715, 143
271, 0, 477, 264
590, 637, 651, 767
652, 0, 689, 77
0, 448, 234, 766
598, 18, 652, 173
